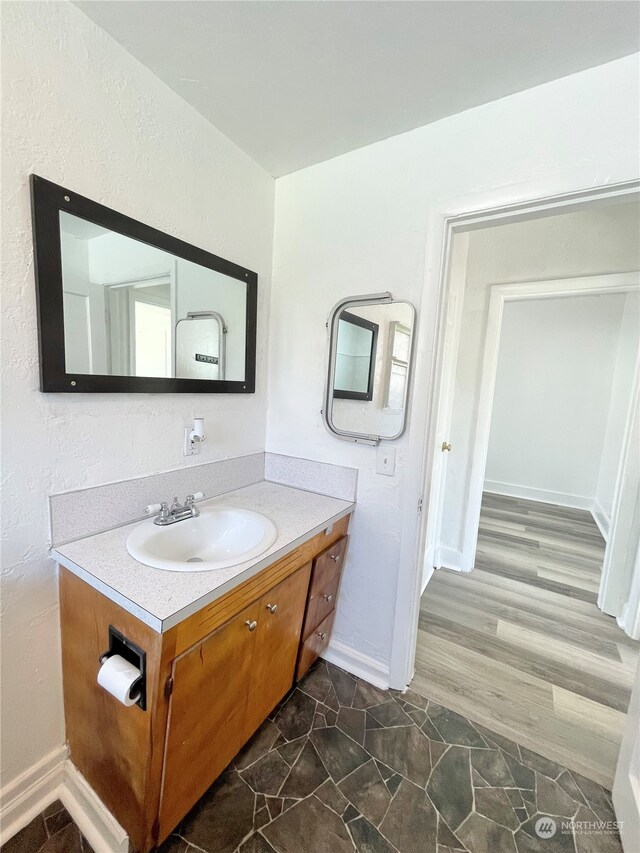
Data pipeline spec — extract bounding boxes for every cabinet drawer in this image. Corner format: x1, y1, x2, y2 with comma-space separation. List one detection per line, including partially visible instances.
303, 573, 340, 641
309, 535, 348, 597
296, 609, 335, 682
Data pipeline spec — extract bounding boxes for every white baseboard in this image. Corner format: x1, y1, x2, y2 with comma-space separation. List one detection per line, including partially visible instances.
484, 481, 593, 510
61, 762, 128, 853
437, 546, 467, 572
322, 638, 390, 690
591, 500, 611, 542
0, 746, 67, 846
0, 750, 127, 853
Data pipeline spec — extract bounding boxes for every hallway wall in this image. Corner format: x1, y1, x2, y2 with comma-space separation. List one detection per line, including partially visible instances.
485, 292, 632, 511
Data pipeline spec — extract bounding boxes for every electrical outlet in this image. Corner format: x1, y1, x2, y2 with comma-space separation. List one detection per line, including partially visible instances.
376, 446, 396, 476
184, 427, 199, 456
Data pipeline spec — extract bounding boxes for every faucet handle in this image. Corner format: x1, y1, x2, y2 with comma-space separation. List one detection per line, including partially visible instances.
186, 491, 205, 504
146, 501, 170, 518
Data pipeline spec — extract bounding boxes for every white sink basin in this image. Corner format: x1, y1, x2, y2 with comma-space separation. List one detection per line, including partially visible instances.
126, 505, 278, 572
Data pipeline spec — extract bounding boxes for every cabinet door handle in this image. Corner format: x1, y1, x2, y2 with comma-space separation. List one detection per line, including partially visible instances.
266, 603, 278, 614
245, 620, 258, 631
330, 554, 340, 563
317, 631, 327, 640
322, 594, 333, 603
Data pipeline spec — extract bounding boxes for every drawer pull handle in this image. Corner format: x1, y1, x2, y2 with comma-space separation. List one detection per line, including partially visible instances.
266, 603, 278, 614
322, 594, 333, 602
245, 620, 258, 632
330, 554, 340, 563
317, 631, 327, 640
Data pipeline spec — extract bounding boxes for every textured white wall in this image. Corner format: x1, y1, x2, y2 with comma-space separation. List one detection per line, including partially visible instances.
441, 204, 640, 557
267, 56, 640, 668
485, 294, 627, 503
0, 1, 274, 788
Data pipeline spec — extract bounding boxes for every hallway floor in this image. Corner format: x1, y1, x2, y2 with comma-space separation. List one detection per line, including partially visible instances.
2, 660, 622, 853
414, 493, 639, 788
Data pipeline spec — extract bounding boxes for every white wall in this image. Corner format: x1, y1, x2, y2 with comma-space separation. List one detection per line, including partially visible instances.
595, 291, 640, 523
267, 55, 640, 671
441, 204, 640, 559
485, 293, 628, 507
0, 1, 274, 791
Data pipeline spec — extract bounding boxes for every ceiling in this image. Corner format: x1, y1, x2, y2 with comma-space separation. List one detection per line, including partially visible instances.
60, 211, 110, 240
75, 1, 639, 177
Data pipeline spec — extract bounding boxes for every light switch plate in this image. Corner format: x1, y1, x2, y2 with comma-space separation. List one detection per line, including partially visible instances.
376, 446, 396, 476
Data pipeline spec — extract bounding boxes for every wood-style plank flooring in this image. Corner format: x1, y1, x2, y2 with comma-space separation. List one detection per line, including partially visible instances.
413, 492, 639, 788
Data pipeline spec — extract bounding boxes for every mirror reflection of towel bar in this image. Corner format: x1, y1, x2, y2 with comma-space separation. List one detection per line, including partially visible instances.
175, 311, 227, 379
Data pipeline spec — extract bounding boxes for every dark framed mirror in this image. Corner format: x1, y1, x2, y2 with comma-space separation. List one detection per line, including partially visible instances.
333, 311, 378, 401
30, 175, 257, 393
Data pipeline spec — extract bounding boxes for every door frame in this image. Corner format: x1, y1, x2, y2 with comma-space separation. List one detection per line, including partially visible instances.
461, 273, 639, 576
389, 178, 640, 692
612, 664, 640, 852
602, 364, 640, 635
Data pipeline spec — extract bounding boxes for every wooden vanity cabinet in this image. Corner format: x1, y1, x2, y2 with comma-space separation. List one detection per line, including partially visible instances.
59, 513, 350, 852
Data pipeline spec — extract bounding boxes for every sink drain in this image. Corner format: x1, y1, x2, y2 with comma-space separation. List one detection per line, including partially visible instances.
187, 556, 204, 563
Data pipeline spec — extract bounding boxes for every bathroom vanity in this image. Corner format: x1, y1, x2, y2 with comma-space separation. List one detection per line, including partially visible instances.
54, 483, 352, 851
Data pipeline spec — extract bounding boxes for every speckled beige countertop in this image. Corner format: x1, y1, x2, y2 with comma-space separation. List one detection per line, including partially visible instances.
52, 481, 354, 632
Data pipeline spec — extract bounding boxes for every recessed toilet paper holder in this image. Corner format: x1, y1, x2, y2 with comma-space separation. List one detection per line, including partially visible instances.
99, 625, 147, 710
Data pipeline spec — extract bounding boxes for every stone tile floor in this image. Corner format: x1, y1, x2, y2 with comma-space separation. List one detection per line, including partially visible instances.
0, 799, 93, 853
2, 662, 623, 853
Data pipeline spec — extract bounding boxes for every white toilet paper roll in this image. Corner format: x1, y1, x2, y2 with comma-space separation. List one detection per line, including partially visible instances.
97, 654, 141, 707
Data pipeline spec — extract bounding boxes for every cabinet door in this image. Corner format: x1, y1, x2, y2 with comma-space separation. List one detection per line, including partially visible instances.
159, 600, 259, 838
244, 564, 312, 739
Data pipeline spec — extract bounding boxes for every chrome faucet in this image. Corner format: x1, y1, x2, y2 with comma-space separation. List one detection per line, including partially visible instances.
146, 492, 204, 526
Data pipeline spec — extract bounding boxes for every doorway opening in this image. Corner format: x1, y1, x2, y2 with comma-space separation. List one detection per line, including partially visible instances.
412, 196, 640, 787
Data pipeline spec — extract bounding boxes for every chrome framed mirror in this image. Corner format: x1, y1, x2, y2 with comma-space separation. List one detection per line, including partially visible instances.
323, 293, 416, 444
